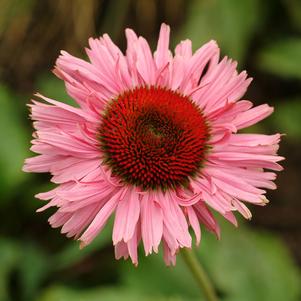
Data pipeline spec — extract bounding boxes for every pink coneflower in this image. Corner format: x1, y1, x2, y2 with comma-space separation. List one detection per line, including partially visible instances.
23, 24, 283, 266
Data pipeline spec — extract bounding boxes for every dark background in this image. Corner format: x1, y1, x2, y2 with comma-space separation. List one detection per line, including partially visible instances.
0, 1, 300, 300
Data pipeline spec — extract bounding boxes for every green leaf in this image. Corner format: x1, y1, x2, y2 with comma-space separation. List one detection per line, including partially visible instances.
121, 249, 200, 300
0, 85, 29, 200
269, 98, 301, 139
0, 238, 20, 301
121, 220, 301, 301
179, 0, 262, 62
36, 286, 182, 301
200, 221, 301, 301
53, 218, 113, 270
19, 244, 52, 301
0, 239, 54, 301
257, 38, 301, 79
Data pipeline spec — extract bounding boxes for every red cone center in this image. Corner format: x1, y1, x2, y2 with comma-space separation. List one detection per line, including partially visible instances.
99, 86, 209, 191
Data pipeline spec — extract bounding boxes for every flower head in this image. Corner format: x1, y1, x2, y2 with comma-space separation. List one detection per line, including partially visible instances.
23, 24, 283, 265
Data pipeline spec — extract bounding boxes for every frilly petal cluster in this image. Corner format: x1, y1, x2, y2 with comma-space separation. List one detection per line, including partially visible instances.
23, 24, 283, 265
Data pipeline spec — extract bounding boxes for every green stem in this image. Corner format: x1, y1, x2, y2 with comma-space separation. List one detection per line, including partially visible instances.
181, 248, 218, 301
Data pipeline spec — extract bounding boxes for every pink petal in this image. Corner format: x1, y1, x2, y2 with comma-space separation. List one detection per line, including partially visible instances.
113, 188, 140, 244
154, 23, 171, 69
233, 104, 274, 129
193, 202, 220, 239
187, 207, 201, 245
141, 194, 163, 255
79, 189, 122, 246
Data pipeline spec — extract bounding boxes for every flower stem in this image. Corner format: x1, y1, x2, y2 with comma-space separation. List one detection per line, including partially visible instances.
181, 248, 218, 301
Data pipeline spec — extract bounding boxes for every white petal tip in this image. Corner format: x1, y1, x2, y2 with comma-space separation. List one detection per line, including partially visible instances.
79, 241, 87, 249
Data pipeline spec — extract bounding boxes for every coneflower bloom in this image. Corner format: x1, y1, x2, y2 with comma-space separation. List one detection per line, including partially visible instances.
23, 24, 283, 265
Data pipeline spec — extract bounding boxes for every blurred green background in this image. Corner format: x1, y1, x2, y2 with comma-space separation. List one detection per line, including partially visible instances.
0, 0, 301, 300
